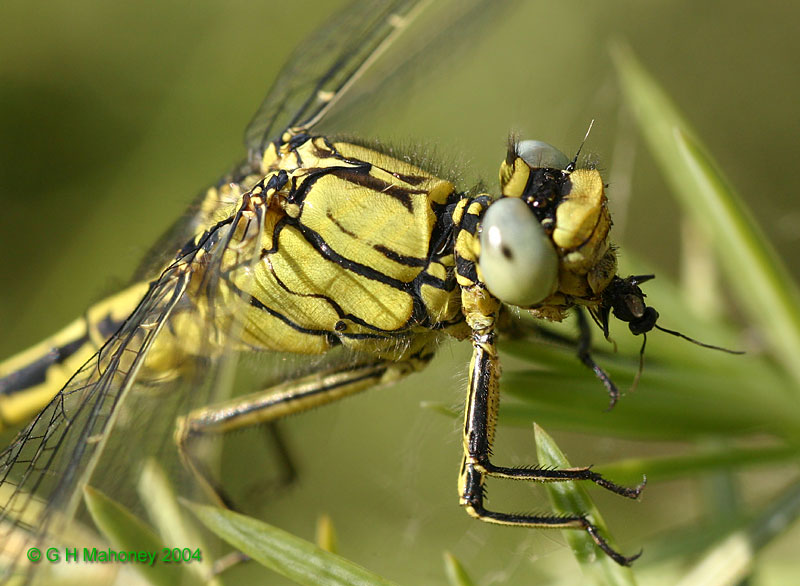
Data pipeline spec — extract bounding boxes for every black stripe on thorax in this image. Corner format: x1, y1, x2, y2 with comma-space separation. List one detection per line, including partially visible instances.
372, 244, 427, 268
294, 221, 412, 292
413, 269, 450, 292
455, 202, 483, 236
225, 273, 396, 339
324, 211, 427, 268
248, 294, 339, 344
456, 255, 478, 285
333, 167, 425, 214
255, 254, 412, 334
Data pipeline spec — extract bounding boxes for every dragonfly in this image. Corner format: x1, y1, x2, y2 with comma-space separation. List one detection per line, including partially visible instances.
0, 0, 741, 582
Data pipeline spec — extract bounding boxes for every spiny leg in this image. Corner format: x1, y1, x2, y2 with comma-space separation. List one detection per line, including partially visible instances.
497, 307, 622, 408
458, 293, 643, 566
175, 355, 429, 509
260, 421, 297, 488
460, 465, 642, 565
173, 353, 431, 578
575, 308, 621, 409
226, 421, 298, 507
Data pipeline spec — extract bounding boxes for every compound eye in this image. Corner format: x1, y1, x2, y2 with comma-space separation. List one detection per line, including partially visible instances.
517, 140, 570, 170
479, 197, 559, 307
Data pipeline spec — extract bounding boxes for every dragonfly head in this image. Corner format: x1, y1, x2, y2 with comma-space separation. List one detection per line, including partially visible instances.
478, 138, 616, 317
480, 137, 742, 355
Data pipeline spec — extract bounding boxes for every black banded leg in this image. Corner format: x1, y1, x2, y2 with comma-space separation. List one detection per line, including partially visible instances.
228, 421, 299, 507
259, 422, 297, 489
175, 355, 430, 508
496, 308, 622, 408
458, 304, 643, 566
576, 308, 620, 409
460, 464, 641, 565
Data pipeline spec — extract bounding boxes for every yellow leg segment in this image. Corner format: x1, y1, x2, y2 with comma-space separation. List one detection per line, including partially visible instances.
175, 353, 431, 508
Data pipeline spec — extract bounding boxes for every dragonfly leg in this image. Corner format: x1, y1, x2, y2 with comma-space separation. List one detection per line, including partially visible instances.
496, 307, 621, 408
458, 291, 643, 566
259, 421, 297, 489
175, 355, 429, 509
575, 308, 621, 408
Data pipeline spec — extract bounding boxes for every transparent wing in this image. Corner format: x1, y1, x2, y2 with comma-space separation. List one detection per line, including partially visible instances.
312, 0, 510, 139
243, 0, 425, 158
0, 182, 268, 583
144, 0, 488, 285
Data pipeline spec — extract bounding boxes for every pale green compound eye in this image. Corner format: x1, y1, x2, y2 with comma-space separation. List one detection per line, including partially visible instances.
479, 197, 559, 307
516, 140, 570, 170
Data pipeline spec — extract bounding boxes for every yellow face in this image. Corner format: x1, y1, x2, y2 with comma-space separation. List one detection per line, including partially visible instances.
479, 140, 617, 321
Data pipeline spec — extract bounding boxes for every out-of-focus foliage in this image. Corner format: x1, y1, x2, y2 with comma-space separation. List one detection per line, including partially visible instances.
2, 1, 799, 584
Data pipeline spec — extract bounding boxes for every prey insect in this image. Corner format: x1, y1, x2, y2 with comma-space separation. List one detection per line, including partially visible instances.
0, 0, 741, 581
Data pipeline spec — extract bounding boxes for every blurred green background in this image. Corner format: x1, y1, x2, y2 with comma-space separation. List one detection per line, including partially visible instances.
1, 0, 799, 584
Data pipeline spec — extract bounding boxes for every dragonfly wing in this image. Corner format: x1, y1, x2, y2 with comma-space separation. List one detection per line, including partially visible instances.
243, 0, 423, 159
0, 185, 269, 583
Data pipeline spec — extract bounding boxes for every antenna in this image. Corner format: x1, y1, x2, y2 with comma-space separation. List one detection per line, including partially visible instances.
588, 274, 744, 402
567, 119, 595, 172
653, 324, 744, 354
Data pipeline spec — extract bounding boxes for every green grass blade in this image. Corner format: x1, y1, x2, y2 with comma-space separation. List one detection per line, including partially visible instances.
443, 552, 477, 586
674, 480, 800, 585
187, 502, 399, 586
499, 337, 800, 442
83, 486, 193, 586
611, 40, 800, 389
315, 514, 338, 554
534, 424, 638, 586
137, 459, 219, 585
598, 444, 797, 485
675, 533, 753, 586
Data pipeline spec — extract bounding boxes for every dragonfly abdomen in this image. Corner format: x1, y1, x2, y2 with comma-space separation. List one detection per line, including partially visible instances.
0, 283, 147, 429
